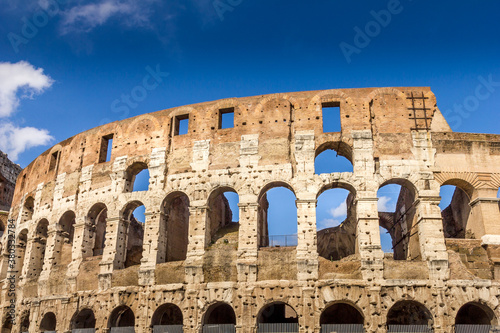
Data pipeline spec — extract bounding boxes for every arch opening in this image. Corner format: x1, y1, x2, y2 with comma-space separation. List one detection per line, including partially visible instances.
151, 303, 183, 327
15, 229, 28, 279
455, 302, 497, 326
2, 315, 12, 333
257, 302, 299, 324
203, 302, 236, 325
88, 203, 108, 257
387, 301, 433, 327
378, 182, 420, 261
71, 309, 96, 329
22, 196, 34, 223
40, 312, 56, 332
122, 201, 145, 269
159, 193, 190, 263
315, 142, 353, 174
27, 219, 49, 280
55, 211, 76, 267
316, 187, 357, 261
0, 221, 4, 239
440, 184, 473, 239
19, 311, 30, 333
258, 185, 297, 248
125, 162, 149, 193
108, 306, 135, 329
320, 302, 364, 328
207, 188, 239, 246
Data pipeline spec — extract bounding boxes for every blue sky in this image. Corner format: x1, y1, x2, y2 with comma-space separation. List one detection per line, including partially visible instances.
1, 0, 499, 253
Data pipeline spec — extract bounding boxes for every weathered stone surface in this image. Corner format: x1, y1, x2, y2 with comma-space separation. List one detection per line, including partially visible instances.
2, 88, 500, 333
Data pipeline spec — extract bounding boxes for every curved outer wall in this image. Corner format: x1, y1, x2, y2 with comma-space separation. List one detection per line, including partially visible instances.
2, 87, 500, 332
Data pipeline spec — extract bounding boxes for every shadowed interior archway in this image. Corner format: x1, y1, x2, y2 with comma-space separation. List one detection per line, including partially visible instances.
71, 308, 96, 329
455, 302, 497, 325
108, 305, 135, 328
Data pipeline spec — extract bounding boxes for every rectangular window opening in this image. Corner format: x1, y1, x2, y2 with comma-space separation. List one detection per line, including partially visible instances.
49, 151, 60, 172
99, 134, 114, 163
321, 102, 341, 133
219, 107, 234, 129
174, 114, 189, 136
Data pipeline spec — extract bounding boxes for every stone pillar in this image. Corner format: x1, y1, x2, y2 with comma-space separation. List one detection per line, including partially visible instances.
185, 204, 207, 284
415, 196, 449, 280
356, 196, 384, 282
237, 198, 259, 282
98, 215, 129, 290
469, 190, 500, 239
296, 198, 318, 281
139, 209, 161, 285
38, 224, 61, 281
65, 216, 91, 291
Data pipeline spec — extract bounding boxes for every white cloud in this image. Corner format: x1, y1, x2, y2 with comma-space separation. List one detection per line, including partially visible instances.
0, 61, 53, 118
318, 218, 340, 229
329, 201, 347, 218
0, 122, 54, 161
378, 196, 392, 212
60, 0, 152, 34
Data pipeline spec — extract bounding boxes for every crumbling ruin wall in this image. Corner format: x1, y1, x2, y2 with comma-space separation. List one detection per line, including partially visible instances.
3, 88, 500, 333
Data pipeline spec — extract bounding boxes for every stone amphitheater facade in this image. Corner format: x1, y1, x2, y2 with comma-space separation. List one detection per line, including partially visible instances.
2, 87, 500, 333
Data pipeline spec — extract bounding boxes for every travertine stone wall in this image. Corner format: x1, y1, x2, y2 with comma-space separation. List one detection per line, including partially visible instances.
2, 87, 500, 333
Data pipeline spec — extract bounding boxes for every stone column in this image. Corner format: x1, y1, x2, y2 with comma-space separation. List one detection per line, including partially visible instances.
356, 196, 384, 282
296, 198, 318, 281
415, 196, 449, 280
469, 189, 500, 239
237, 197, 259, 282
38, 224, 60, 282
139, 209, 161, 285
98, 215, 129, 290
65, 216, 91, 291
185, 204, 207, 284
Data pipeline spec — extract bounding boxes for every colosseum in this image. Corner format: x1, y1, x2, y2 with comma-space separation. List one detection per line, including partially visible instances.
2, 87, 500, 333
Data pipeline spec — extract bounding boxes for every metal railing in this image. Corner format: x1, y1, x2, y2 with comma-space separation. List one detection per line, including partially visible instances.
110, 328, 135, 333
153, 325, 183, 333
387, 325, 432, 333
267, 235, 298, 247
455, 325, 493, 333
321, 324, 365, 332
73, 329, 96, 333
202, 324, 235, 333
258, 323, 299, 332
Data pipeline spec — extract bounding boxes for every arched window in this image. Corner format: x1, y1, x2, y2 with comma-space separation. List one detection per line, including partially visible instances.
151, 303, 183, 328
159, 193, 189, 263
108, 306, 135, 331
387, 301, 433, 331
315, 142, 353, 174
88, 203, 108, 257
258, 184, 297, 248
439, 184, 472, 239
378, 181, 420, 260
316, 187, 356, 261
40, 312, 56, 333
22, 196, 34, 223
207, 188, 239, 246
55, 211, 76, 267
455, 302, 497, 328
258, 302, 298, 332
71, 309, 96, 329
124, 162, 149, 193
203, 302, 236, 331
16, 229, 28, 277
19, 311, 30, 333
320, 302, 364, 332
2, 315, 12, 333
122, 201, 145, 269
27, 219, 49, 280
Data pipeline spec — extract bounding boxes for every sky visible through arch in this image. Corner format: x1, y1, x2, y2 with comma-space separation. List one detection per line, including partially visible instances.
1, 0, 499, 253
